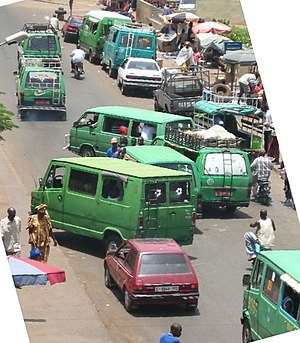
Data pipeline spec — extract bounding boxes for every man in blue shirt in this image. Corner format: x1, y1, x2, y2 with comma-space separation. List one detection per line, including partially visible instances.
106, 137, 119, 158
159, 323, 182, 343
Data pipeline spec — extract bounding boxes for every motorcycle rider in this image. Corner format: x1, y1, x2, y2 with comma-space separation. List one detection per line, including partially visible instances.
70, 44, 85, 73
250, 149, 273, 198
244, 209, 276, 261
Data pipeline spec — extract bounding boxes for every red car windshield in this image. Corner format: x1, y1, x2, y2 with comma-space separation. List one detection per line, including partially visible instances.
138, 253, 191, 275
69, 17, 83, 26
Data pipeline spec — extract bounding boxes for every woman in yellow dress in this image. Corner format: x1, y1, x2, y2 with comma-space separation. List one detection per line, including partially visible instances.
27, 204, 58, 263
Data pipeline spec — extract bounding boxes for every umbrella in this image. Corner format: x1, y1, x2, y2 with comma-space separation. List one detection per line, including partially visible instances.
223, 48, 257, 66
192, 21, 232, 34
165, 12, 199, 23
8, 256, 66, 288
197, 33, 233, 54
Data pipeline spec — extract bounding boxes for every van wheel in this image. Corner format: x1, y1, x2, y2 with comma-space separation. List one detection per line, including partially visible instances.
104, 267, 114, 288
80, 146, 95, 157
108, 64, 117, 79
124, 289, 136, 313
225, 205, 237, 214
117, 76, 121, 88
105, 234, 122, 253
242, 319, 252, 343
88, 50, 95, 64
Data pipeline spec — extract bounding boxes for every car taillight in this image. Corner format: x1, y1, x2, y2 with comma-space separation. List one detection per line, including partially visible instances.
192, 211, 196, 226
133, 280, 143, 291
138, 211, 143, 229
191, 281, 199, 290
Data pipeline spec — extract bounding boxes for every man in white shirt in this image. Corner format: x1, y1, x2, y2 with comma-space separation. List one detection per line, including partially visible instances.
70, 44, 85, 71
0, 207, 22, 256
49, 14, 59, 31
238, 72, 260, 97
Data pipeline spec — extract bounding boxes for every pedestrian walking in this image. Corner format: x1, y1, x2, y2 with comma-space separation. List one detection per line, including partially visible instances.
0, 207, 22, 257
27, 204, 58, 263
244, 209, 276, 261
175, 41, 195, 72
159, 323, 182, 343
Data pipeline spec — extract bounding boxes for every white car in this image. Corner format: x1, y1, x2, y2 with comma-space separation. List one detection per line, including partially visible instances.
117, 57, 163, 95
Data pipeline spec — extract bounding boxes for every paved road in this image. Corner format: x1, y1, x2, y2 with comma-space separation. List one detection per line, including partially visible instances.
0, 2, 299, 343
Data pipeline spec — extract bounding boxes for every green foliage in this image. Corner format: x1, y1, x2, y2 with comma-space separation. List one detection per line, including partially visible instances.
213, 18, 252, 48
0, 93, 18, 141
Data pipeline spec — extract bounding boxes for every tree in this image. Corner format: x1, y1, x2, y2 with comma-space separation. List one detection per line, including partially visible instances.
0, 93, 18, 140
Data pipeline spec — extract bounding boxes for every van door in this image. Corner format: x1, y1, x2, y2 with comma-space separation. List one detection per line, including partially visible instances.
197, 150, 250, 207
63, 168, 100, 237
143, 180, 193, 241
257, 266, 281, 338
277, 283, 300, 334
42, 164, 67, 227
245, 259, 265, 340
143, 181, 168, 238
133, 34, 156, 59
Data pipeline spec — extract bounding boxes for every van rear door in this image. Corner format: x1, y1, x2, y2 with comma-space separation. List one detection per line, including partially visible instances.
142, 179, 194, 244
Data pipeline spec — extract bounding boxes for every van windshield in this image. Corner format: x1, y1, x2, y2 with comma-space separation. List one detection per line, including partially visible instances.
204, 153, 247, 176
155, 163, 195, 184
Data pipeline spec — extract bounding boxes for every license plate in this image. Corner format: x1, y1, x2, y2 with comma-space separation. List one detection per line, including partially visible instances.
215, 190, 232, 197
36, 100, 50, 105
155, 286, 179, 292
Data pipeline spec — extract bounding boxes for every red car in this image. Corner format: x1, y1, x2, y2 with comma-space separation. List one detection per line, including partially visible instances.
61, 15, 84, 43
104, 238, 199, 312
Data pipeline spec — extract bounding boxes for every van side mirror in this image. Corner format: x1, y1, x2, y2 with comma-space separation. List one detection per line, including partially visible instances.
242, 274, 250, 287
13, 70, 18, 75
39, 178, 44, 188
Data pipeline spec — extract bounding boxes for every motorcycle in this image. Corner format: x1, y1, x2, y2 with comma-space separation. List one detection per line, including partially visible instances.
255, 179, 271, 206
72, 62, 84, 80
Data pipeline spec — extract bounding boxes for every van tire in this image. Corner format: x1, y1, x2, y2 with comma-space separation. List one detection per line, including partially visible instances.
225, 205, 237, 214
105, 234, 122, 253
242, 319, 252, 343
88, 50, 95, 64
80, 146, 95, 157
108, 63, 117, 79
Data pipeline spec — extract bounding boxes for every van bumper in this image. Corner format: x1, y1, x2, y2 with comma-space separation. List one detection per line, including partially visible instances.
18, 105, 66, 112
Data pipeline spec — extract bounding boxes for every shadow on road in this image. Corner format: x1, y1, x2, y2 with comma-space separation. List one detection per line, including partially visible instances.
54, 230, 106, 259
201, 207, 252, 220
19, 110, 66, 122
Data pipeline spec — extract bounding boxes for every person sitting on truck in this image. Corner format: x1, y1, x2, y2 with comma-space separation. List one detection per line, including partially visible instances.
70, 44, 85, 72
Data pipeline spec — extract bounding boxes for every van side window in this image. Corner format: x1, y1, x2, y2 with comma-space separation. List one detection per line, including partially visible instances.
145, 183, 166, 205
170, 181, 190, 204
281, 284, 300, 320
251, 260, 264, 289
139, 123, 157, 140
263, 267, 281, 304
102, 178, 123, 201
120, 33, 129, 47
68, 169, 98, 196
91, 22, 98, 35
102, 116, 129, 134
46, 166, 66, 189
